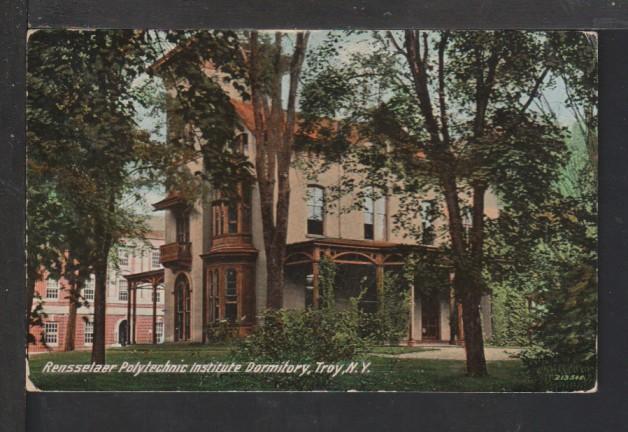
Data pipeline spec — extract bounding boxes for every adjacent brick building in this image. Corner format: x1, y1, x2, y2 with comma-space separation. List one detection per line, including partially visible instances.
28, 218, 166, 353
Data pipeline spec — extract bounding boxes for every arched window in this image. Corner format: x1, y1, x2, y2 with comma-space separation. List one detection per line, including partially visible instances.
307, 185, 325, 235
174, 274, 191, 341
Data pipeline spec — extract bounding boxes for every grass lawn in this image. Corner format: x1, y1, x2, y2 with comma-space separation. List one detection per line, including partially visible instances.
367, 346, 436, 355
28, 344, 535, 392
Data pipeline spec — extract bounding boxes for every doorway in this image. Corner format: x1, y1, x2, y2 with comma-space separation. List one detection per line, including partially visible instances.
174, 274, 191, 341
118, 320, 128, 346
421, 296, 440, 340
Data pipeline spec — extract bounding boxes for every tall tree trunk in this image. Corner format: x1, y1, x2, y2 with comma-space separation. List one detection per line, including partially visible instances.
25, 269, 37, 332
403, 30, 491, 376
63, 281, 80, 351
440, 172, 488, 376
249, 31, 308, 310
25, 268, 39, 357
460, 288, 487, 376
266, 244, 286, 308
91, 260, 108, 364
464, 183, 488, 376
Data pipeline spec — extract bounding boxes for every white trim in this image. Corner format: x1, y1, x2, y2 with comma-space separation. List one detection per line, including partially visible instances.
43, 321, 59, 346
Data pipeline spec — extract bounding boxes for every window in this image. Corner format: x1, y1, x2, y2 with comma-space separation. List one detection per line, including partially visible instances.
151, 249, 160, 268
213, 204, 224, 236
462, 207, 472, 239
45, 279, 59, 299
225, 269, 238, 322
307, 186, 325, 235
174, 275, 191, 341
118, 279, 128, 302
119, 250, 129, 266
227, 205, 238, 233
176, 211, 190, 243
208, 269, 219, 322
83, 278, 95, 301
44, 322, 58, 345
84, 321, 94, 344
155, 321, 164, 343
363, 188, 387, 240
420, 200, 437, 245
211, 186, 251, 237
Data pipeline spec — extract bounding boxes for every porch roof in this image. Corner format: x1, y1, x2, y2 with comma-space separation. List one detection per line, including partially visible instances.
152, 192, 187, 211
123, 268, 164, 287
286, 237, 442, 266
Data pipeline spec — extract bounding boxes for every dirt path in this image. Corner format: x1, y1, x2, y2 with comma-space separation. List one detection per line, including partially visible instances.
392, 346, 522, 361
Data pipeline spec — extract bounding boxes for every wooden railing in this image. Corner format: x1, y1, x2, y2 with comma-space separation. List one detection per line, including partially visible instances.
160, 242, 192, 268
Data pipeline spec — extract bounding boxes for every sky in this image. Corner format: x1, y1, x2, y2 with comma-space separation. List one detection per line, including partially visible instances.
133, 30, 582, 215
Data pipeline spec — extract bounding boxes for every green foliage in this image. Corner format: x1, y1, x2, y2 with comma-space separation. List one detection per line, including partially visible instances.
319, 255, 336, 309
236, 307, 366, 390
205, 320, 239, 344
484, 120, 597, 384
359, 272, 410, 345
488, 277, 534, 347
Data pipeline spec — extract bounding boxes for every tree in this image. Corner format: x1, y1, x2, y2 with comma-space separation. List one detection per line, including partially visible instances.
248, 31, 310, 308
152, 30, 310, 309
299, 31, 580, 376
27, 30, 169, 363
24, 175, 71, 349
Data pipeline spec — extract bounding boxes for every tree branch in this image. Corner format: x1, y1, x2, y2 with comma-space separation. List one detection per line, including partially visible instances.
519, 67, 550, 115
438, 32, 451, 146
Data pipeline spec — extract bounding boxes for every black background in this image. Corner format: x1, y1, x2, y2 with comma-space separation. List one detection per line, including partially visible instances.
2, 1, 628, 431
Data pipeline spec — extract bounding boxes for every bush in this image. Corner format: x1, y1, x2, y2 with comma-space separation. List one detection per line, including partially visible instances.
520, 344, 595, 391
236, 305, 366, 390
519, 262, 597, 391
488, 277, 534, 347
359, 272, 409, 345
206, 320, 239, 344
234, 258, 411, 389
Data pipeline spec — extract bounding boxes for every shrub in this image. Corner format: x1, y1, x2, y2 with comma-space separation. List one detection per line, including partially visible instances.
206, 320, 239, 344
236, 259, 367, 391
236, 306, 366, 390
359, 272, 409, 345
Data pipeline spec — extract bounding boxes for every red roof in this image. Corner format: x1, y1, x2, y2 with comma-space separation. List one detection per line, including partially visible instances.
230, 99, 256, 132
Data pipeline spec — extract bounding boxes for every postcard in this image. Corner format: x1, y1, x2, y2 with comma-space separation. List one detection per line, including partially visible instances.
25, 29, 597, 392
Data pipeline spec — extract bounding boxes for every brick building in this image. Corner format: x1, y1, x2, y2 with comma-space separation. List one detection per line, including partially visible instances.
29, 217, 166, 353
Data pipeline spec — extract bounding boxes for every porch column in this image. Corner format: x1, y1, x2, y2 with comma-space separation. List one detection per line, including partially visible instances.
407, 282, 416, 346
126, 280, 132, 345
449, 288, 457, 345
132, 283, 137, 344
152, 280, 158, 345
448, 272, 457, 345
311, 247, 320, 308
375, 254, 384, 309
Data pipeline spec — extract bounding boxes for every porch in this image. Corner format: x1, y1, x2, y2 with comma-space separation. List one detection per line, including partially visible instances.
123, 269, 164, 345
284, 238, 461, 344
